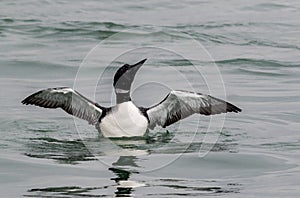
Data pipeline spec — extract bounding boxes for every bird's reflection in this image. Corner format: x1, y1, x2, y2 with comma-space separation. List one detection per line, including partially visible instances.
109, 156, 142, 197
112, 156, 139, 167
109, 167, 133, 197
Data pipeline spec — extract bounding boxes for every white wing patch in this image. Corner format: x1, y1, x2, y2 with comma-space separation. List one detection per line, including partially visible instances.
50, 87, 74, 94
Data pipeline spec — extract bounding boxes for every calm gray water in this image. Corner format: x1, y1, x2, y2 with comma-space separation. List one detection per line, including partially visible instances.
1, 0, 300, 197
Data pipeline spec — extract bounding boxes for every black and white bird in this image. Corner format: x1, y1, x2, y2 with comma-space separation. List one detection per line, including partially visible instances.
22, 59, 241, 137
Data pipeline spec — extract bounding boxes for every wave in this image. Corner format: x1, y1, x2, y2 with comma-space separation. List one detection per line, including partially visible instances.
242, 40, 300, 50
0, 18, 41, 24
215, 58, 299, 68
245, 3, 293, 11
3, 60, 74, 70
184, 32, 300, 50
0, 19, 130, 39
174, 21, 295, 30
237, 67, 287, 77
214, 58, 300, 77
0, 18, 188, 41
172, 22, 299, 50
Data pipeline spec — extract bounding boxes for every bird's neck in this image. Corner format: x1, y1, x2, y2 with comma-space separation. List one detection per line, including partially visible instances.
116, 93, 131, 104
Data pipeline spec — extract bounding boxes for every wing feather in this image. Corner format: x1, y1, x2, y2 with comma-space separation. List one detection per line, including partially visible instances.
146, 90, 241, 129
22, 87, 103, 125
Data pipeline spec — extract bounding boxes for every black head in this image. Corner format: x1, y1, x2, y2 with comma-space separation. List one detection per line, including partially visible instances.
113, 59, 147, 94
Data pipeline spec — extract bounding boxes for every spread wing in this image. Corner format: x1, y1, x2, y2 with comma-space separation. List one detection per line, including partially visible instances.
146, 90, 241, 129
22, 87, 103, 125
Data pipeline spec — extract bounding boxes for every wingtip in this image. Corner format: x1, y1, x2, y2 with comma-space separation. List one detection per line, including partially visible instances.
226, 102, 242, 113
21, 93, 36, 105
233, 106, 242, 113
21, 89, 45, 106
21, 97, 29, 105
234, 105, 242, 113
21, 98, 34, 106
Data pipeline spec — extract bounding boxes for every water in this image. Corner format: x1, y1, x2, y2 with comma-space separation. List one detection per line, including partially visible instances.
1, 0, 300, 197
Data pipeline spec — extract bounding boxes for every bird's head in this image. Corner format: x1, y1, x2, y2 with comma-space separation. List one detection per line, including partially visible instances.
113, 58, 146, 94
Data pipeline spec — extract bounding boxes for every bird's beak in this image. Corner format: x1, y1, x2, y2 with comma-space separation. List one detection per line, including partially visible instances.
127, 58, 147, 77
130, 58, 147, 70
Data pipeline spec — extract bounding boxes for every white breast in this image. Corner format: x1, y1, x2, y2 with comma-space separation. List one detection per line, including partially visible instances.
99, 102, 148, 137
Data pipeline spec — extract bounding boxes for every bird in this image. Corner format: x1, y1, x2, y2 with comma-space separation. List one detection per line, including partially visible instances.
22, 59, 241, 137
